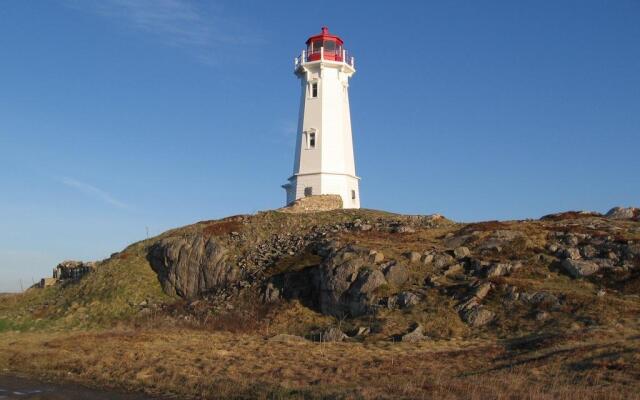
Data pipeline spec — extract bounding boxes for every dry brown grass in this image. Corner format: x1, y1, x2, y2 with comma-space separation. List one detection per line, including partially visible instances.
0, 327, 638, 399
201, 219, 244, 237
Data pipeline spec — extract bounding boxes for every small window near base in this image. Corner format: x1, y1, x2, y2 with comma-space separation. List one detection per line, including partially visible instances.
351, 190, 356, 200
304, 187, 313, 197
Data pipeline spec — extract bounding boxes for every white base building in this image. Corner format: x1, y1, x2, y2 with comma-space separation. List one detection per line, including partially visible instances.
282, 27, 360, 209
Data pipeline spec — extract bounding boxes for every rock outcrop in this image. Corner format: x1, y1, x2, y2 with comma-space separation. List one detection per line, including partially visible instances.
606, 207, 639, 220
109, 205, 639, 336
148, 235, 240, 299
314, 245, 388, 317
53, 260, 95, 281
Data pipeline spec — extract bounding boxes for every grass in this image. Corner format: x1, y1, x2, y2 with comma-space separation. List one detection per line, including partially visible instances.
0, 327, 638, 399
0, 319, 9, 333
0, 242, 171, 331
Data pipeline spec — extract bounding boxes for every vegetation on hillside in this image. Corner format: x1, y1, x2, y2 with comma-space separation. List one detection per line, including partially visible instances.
0, 207, 639, 399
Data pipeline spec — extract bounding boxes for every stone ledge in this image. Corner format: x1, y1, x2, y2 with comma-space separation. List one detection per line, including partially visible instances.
279, 195, 343, 213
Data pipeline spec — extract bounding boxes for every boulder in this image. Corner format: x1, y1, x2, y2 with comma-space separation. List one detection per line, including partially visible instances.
580, 245, 598, 259
486, 262, 511, 278
262, 282, 280, 303
396, 291, 419, 308
369, 250, 385, 263
562, 259, 600, 278
443, 263, 464, 276
352, 326, 371, 337
346, 269, 387, 316
520, 292, 560, 307
384, 263, 409, 287
453, 246, 471, 259
52, 260, 95, 281
401, 324, 429, 342
472, 282, 492, 301
321, 327, 347, 342
315, 244, 389, 317
606, 207, 639, 220
460, 306, 495, 327
560, 247, 581, 260
405, 251, 422, 263
393, 225, 416, 234
623, 243, 640, 260
421, 253, 435, 264
351, 269, 387, 295
148, 235, 240, 299
433, 253, 455, 269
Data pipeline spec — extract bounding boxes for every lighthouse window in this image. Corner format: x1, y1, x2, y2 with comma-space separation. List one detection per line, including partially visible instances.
309, 132, 316, 148
351, 190, 356, 200
304, 187, 313, 197
324, 41, 335, 51
311, 82, 318, 98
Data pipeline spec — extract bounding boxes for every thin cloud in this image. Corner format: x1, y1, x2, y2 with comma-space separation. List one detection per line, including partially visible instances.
63, 0, 263, 63
59, 177, 129, 209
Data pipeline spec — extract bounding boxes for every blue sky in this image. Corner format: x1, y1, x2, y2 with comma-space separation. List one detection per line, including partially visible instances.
1, 1, 639, 291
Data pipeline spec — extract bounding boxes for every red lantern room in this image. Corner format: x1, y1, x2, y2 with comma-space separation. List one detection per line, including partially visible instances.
305, 26, 345, 62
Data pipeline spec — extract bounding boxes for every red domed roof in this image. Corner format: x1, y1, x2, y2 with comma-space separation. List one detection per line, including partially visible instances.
305, 26, 344, 46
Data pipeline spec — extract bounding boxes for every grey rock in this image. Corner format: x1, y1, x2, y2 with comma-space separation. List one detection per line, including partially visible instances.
562, 259, 600, 278
623, 243, 640, 260
606, 207, 638, 220
453, 246, 471, 259
263, 282, 280, 303
433, 253, 456, 269
443, 263, 464, 276
564, 234, 580, 246
486, 262, 511, 278
401, 324, 429, 342
405, 251, 422, 263
354, 326, 370, 337
346, 269, 387, 317
580, 245, 598, 259
384, 263, 409, 287
460, 306, 495, 327
321, 327, 347, 342
394, 225, 416, 234
561, 248, 581, 260
520, 291, 560, 307
421, 253, 434, 264
369, 250, 385, 263
397, 291, 419, 308
593, 258, 615, 269
148, 235, 239, 299
455, 297, 479, 312
473, 282, 492, 301
351, 269, 387, 295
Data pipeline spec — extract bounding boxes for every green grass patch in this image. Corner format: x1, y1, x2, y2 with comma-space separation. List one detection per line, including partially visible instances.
0, 319, 10, 332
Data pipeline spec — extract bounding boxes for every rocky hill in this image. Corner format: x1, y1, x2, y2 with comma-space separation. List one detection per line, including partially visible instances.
1, 205, 639, 399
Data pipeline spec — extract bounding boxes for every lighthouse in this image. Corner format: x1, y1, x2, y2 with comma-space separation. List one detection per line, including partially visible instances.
282, 27, 360, 209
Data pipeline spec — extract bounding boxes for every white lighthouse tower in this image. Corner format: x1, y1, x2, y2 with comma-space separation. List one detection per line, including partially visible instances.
282, 27, 360, 209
